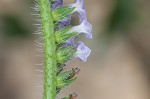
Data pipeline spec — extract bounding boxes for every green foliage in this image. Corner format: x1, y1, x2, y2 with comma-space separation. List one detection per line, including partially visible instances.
105, 0, 137, 35
1, 15, 30, 38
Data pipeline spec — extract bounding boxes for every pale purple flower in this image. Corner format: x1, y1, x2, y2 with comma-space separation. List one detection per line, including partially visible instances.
69, 0, 87, 23
74, 41, 91, 62
68, 19, 92, 39
51, 0, 63, 10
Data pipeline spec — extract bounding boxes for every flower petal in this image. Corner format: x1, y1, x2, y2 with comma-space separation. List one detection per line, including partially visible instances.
68, 19, 92, 38
74, 41, 91, 62
51, 0, 63, 10
68, 0, 87, 23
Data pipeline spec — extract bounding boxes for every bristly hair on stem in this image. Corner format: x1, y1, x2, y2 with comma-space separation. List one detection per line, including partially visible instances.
32, 0, 92, 99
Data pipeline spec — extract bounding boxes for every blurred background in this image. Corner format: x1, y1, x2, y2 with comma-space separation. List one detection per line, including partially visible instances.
0, 0, 150, 99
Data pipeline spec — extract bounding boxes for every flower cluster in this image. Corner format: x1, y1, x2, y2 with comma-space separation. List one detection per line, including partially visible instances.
33, 0, 92, 98
51, 0, 92, 97
51, 0, 92, 62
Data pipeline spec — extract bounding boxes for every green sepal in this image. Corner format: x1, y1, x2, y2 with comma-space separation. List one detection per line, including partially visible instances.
61, 97, 69, 99
57, 70, 72, 80
52, 6, 75, 21
61, 93, 77, 99
57, 67, 63, 75
56, 70, 77, 89
57, 47, 76, 64
57, 77, 77, 89
55, 26, 77, 44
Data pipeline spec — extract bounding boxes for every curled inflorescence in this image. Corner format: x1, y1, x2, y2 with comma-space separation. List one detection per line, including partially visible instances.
33, 0, 92, 98
50, 0, 92, 97
51, 0, 92, 61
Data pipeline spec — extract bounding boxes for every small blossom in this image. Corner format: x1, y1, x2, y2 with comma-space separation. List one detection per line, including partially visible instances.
51, 0, 63, 10
69, 0, 87, 23
74, 41, 91, 62
68, 19, 92, 39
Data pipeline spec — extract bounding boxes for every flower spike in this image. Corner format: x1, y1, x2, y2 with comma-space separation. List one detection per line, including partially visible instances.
36, 0, 92, 98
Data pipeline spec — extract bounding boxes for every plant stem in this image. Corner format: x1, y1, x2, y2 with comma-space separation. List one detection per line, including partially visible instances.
38, 0, 57, 99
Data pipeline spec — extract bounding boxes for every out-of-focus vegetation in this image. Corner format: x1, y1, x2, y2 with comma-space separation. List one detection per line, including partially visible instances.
1, 15, 30, 38
105, 0, 137, 35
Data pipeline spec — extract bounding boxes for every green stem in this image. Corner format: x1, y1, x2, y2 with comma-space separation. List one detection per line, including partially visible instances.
38, 0, 57, 99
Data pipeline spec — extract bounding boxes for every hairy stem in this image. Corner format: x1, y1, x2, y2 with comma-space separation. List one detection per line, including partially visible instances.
38, 0, 57, 99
